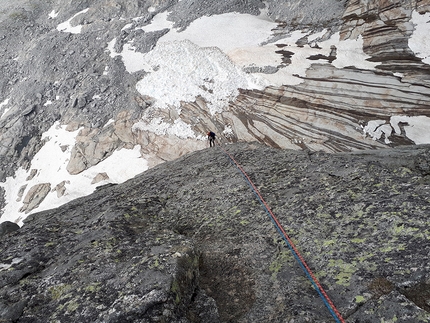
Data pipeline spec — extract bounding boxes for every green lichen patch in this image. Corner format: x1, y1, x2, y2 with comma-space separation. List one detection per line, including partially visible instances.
269, 250, 293, 280
49, 284, 73, 301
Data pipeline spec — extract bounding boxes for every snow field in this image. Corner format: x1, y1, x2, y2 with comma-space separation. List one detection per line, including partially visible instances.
0, 123, 147, 226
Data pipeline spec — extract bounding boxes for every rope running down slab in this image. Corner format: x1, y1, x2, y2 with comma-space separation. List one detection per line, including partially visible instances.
220, 146, 345, 323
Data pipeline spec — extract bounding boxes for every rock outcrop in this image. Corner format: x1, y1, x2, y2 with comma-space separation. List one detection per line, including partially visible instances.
0, 221, 19, 239
1, 143, 430, 322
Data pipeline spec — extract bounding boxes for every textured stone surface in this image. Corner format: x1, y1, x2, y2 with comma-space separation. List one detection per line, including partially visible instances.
0, 221, 20, 238
1, 143, 430, 322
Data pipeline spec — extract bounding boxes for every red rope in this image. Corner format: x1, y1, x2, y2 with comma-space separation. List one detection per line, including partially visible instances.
221, 147, 345, 323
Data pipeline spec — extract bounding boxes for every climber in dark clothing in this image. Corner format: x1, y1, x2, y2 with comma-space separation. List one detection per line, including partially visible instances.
207, 131, 216, 147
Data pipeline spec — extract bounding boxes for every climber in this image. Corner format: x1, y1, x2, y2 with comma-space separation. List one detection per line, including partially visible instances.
207, 131, 216, 147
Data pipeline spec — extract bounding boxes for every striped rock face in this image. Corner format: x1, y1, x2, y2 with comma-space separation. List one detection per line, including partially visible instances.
0, 0, 429, 224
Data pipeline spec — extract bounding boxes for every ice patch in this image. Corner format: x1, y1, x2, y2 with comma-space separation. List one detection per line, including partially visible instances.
57, 8, 89, 34
409, 11, 430, 64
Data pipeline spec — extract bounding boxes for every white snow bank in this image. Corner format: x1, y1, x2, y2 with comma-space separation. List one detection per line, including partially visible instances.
0, 122, 148, 226
409, 11, 430, 65
140, 11, 283, 72
57, 8, 89, 34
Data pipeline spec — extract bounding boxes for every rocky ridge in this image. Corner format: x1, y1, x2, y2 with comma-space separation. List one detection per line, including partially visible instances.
1, 143, 430, 322
1, 0, 430, 223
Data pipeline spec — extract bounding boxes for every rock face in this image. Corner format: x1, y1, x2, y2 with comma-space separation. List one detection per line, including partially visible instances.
1, 0, 430, 223
0, 221, 19, 238
1, 143, 430, 322
19, 183, 51, 213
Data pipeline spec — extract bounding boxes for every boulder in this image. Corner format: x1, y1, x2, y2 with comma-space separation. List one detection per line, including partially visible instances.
0, 221, 19, 238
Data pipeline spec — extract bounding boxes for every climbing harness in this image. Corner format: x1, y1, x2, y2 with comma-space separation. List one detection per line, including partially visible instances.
220, 146, 345, 323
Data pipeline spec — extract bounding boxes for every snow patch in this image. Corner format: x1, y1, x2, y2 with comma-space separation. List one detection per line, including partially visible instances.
0, 122, 148, 226
409, 11, 430, 64
48, 10, 59, 19
0, 98, 10, 119
104, 119, 115, 127
151, 12, 277, 53
363, 116, 430, 145
363, 120, 392, 144
223, 125, 234, 138
327, 34, 377, 70
107, 39, 150, 73
390, 116, 430, 144
139, 11, 173, 32
57, 8, 89, 34
132, 117, 197, 139
121, 23, 133, 31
